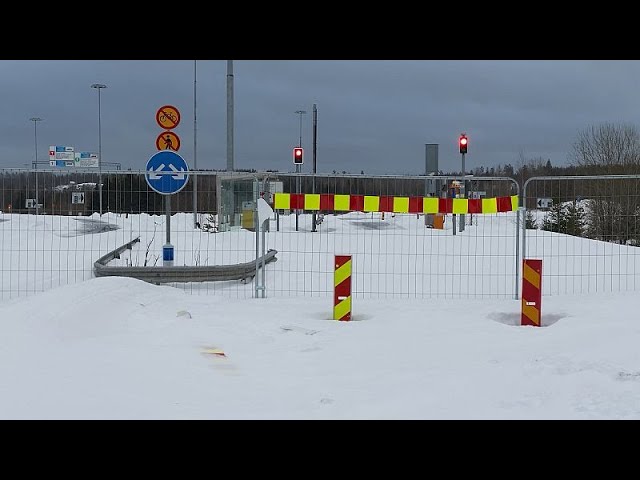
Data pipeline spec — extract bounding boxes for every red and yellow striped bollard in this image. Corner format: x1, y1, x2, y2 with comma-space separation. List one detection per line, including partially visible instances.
522, 259, 542, 327
334, 255, 352, 321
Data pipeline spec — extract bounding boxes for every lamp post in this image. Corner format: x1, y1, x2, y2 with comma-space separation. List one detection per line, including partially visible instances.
91, 83, 107, 216
227, 60, 234, 172
311, 103, 318, 232
193, 60, 198, 228
29, 117, 43, 216
294, 110, 307, 232
295, 110, 307, 149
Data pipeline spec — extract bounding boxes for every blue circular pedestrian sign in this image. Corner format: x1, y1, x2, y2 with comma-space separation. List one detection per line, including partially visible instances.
145, 150, 190, 195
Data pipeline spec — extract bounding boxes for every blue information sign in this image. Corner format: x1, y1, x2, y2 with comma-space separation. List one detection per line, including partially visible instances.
145, 150, 190, 195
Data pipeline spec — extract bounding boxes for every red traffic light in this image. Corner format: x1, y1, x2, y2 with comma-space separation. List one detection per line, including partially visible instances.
459, 134, 468, 154
293, 147, 304, 164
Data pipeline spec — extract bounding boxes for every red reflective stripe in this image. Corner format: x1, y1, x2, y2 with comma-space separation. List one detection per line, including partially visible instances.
334, 253, 351, 322
522, 259, 542, 327
334, 277, 351, 322
439, 198, 453, 214
350, 195, 365, 212
379, 196, 394, 212
497, 196, 512, 212
408, 197, 423, 213
290, 194, 304, 209
320, 194, 334, 210
335, 276, 351, 299
468, 199, 482, 213
335, 255, 351, 269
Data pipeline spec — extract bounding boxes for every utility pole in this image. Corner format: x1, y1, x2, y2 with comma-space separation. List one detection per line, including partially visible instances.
29, 117, 43, 216
226, 60, 235, 226
193, 59, 198, 228
227, 60, 234, 172
294, 109, 307, 232
91, 83, 107, 216
311, 104, 318, 232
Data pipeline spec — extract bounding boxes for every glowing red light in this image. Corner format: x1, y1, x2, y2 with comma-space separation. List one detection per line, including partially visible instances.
460, 138, 467, 145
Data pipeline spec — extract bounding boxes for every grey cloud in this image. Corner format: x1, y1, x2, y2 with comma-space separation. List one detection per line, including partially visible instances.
2, 60, 640, 175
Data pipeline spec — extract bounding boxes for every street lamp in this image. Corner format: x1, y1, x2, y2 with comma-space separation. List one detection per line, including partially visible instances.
91, 83, 107, 215
295, 110, 307, 148
193, 60, 198, 228
29, 117, 43, 216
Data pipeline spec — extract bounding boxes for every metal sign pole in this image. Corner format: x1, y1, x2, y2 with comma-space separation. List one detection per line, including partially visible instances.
295, 165, 300, 231
261, 219, 267, 298
166, 195, 171, 245
164, 194, 174, 266
255, 210, 260, 298
515, 206, 522, 300
451, 180, 457, 236
145, 150, 188, 266
460, 152, 466, 233
311, 103, 318, 232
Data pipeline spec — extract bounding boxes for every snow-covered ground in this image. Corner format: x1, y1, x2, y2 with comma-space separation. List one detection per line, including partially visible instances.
1, 209, 640, 419
2, 208, 639, 299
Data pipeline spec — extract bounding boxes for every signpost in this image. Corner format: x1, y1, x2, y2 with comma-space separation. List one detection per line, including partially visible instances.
74, 152, 99, 168
145, 150, 190, 267
156, 105, 181, 130
145, 150, 189, 195
49, 147, 99, 168
537, 198, 553, 209
49, 145, 75, 167
72, 192, 85, 204
156, 131, 181, 151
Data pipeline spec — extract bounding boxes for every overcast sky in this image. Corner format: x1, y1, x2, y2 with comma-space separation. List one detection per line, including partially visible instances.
2, 60, 640, 175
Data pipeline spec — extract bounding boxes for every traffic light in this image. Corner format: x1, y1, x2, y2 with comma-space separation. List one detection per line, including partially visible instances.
293, 147, 304, 164
459, 134, 468, 154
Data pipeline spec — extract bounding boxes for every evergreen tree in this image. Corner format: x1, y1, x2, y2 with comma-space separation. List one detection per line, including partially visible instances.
564, 200, 586, 237
541, 198, 566, 233
503, 163, 515, 177
525, 210, 538, 229
541, 199, 585, 236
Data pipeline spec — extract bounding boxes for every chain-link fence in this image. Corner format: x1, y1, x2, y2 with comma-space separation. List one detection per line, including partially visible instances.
522, 175, 640, 295
1, 169, 521, 301
0, 169, 256, 300
6, 170, 638, 301
265, 174, 520, 299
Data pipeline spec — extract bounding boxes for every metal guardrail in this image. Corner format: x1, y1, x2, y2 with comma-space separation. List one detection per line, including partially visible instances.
94, 237, 278, 284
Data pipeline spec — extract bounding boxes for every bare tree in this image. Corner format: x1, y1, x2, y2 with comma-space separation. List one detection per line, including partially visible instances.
569, 123, 640, 244
569, 123, 640, 172
514, 149, 553, 204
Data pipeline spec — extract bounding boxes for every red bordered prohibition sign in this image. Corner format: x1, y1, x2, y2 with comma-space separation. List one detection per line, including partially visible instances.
156, 131, 181, 151
156, 105, 181, 130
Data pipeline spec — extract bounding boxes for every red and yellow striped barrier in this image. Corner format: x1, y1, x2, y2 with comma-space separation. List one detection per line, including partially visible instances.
521, 259, 542, 327
273, 193, 518, 214
334, 255, 352, 321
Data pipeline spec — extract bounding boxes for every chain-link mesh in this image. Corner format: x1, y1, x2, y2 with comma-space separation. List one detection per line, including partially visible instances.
265, 174, 520, 299
523, 175, 640, 295
1, 169, 521, 300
